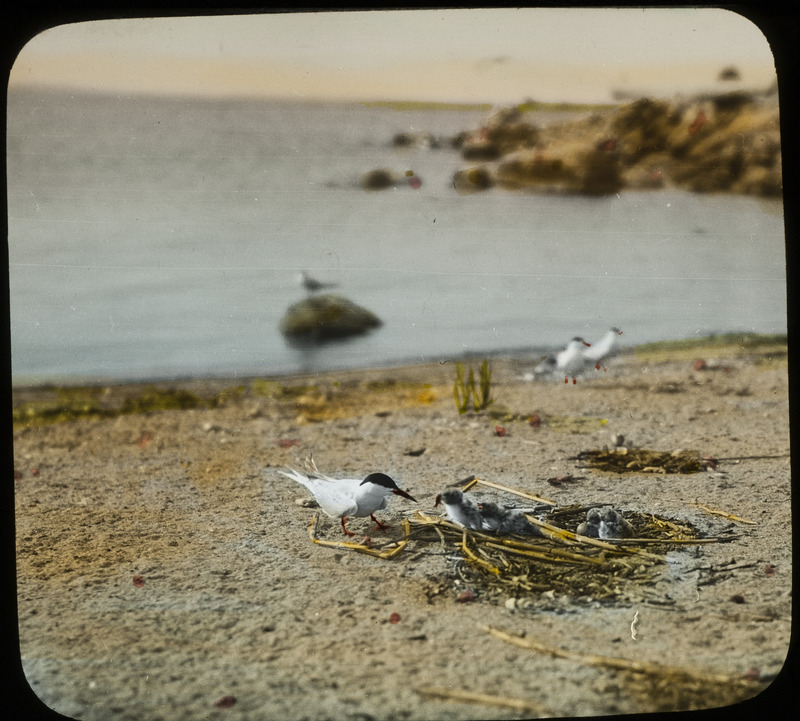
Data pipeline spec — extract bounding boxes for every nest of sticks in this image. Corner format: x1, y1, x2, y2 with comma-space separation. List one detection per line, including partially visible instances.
307, 478, 740, 604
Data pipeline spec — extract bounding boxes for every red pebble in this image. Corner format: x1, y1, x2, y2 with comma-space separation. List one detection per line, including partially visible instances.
494, 425, 507, 437
31, 467, 40, 477
214, 696, 237, 709
14, 469, 23, 481
765, 563, 776, 577
277, 438, 301, 448
408, 175, 422, 189
457, 589, 477, 603
742, 667, 760, 681
528, 414, 541, 428
389, 612, 401, 624
693, 359, 707, 371
132, 575, 145, 588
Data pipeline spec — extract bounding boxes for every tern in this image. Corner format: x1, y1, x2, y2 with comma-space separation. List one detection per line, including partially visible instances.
598, 508, 634, 539
280, 467, 417, 536
435, 489, 483, 530
299, 271, 337, 294
555, 337, 593, 384
584, 327, 623, 371
576, 508, 602, 537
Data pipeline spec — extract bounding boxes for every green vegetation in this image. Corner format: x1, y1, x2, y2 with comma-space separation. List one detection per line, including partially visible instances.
453, 360, 494, 415
634, 333, 787, 364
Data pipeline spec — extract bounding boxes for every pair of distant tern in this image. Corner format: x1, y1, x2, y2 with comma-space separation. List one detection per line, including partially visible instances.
535, 327, 623, 384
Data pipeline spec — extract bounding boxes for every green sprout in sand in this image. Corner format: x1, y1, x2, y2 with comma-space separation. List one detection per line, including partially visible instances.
453, 360, 494, 415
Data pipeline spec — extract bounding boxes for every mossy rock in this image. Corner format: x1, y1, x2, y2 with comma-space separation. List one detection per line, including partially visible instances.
280, 294, 382, 342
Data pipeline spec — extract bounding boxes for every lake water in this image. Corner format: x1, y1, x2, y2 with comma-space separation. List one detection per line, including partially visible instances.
7, 89, 787, 384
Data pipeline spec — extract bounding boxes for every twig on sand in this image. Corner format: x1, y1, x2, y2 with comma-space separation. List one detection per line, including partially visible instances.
416, 685, 552, 716
483, 626, 761, 689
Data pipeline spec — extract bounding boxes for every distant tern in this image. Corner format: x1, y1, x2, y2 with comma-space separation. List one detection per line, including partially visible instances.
280, 467, 417, 536
298, 270, 338, 293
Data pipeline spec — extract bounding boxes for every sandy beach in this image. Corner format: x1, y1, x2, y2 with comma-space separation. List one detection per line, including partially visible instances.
12, 337, 792, 720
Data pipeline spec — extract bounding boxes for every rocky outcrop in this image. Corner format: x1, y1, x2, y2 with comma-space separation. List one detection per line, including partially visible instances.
280, 294, 382, 343
451, 91, 781, 197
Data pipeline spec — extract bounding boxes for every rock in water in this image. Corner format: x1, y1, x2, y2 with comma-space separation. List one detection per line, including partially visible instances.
279, 294, 382, 343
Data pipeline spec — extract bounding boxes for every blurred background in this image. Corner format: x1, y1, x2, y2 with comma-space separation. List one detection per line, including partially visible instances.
6, 8, 784, 383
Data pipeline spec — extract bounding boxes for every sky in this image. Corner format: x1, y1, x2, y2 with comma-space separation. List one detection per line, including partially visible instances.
8, 8, 777, 104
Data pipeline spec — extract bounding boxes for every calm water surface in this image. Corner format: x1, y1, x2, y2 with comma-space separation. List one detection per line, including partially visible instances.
7, 90, 786, 383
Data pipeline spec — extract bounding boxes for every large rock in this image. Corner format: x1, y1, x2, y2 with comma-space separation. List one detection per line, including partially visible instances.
279, 294, 382, 343
450, 90, 781, 198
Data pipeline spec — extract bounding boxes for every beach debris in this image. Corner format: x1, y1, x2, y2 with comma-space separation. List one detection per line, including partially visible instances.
457, 589, 477, 603
483, 625, 765, 711
731, 594, 746, 604
630, 610, 641, 641
307, 513, 411, 559
416, 685, 551, 716
403, 447, 426, 457
213, 695, 237, 709
547, 473, 576, 487
136, 431, 155, 449
576, 448, 706, 474
690, 502, 756, 525
277, 438, 302, 448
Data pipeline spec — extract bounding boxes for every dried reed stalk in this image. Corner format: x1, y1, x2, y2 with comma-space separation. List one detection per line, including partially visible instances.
484, 626, 759, 689
416, 686, 551, 715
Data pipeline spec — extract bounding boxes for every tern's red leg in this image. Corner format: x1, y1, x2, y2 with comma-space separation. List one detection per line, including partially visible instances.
370, 514, 390, 532
572, 377, 577, 385
340, 517, 355, 537
564, 376, 568, 384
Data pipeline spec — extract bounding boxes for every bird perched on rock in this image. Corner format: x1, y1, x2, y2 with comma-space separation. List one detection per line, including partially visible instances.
279, 466, 416, 536
435, 489, 483, 530
598, 508, 634, 539
576, 508, 602, 537
298, 270, 338, 294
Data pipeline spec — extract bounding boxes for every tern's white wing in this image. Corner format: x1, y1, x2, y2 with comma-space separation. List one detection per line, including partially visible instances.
583, 328, 621, 362
278, 468, 360, 518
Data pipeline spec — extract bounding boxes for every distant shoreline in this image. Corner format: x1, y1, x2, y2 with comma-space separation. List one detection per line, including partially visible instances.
10, 332, 787, 392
